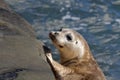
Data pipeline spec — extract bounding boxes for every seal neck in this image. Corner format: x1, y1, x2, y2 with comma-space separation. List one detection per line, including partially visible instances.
61, 57, 78, 66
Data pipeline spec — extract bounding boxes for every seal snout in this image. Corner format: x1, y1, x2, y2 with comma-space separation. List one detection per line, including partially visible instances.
49, 31, 59, 41
49, 32, 55, 41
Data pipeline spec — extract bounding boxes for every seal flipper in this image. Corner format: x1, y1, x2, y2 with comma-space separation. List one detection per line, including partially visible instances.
46, 52, 74, 80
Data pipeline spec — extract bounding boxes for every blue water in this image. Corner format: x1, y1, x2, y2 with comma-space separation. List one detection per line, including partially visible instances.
5, 0, 120, 80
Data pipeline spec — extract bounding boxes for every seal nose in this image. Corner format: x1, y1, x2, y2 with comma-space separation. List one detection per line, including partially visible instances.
49, 31, 59, 36
54, 32, 59, 35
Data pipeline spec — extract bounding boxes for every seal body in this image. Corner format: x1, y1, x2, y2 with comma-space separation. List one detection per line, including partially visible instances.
46, 28, 106, 80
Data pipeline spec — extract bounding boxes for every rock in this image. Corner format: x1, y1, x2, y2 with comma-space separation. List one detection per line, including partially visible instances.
0, 0, 54, 80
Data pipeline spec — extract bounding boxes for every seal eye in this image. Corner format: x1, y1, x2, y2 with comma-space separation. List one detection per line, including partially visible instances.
66, 34, 72, 41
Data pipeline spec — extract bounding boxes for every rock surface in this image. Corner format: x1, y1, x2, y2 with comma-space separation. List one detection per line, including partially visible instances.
0, 0, 54, 80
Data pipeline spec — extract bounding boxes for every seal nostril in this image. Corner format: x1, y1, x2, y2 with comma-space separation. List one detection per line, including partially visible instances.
55, 32, 59, 35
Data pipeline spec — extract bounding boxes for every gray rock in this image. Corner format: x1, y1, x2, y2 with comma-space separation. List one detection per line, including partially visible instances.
0, 0, 54, 80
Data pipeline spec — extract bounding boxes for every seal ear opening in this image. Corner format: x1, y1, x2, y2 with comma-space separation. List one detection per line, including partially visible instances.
75, 41, 78, 44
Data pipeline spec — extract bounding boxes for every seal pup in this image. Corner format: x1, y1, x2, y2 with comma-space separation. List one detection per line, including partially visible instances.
46, 28, 106, 80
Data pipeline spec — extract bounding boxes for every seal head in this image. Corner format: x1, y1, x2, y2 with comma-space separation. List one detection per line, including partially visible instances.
49, 28, 91, 63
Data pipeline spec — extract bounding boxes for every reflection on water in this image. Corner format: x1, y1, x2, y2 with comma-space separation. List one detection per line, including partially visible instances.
5, 0, 120, 80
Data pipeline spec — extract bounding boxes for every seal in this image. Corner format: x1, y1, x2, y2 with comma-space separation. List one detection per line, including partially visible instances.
46, 28, 106, 80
